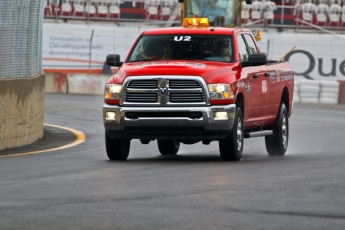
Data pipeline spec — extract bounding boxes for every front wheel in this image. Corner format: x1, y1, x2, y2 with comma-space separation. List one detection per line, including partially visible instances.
105, 131, 130, 160
219, 107, 244, 161
265, 103, 289, 156
157, 140, 180, 156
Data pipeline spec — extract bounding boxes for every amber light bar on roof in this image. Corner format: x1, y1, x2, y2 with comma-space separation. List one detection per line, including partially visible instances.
183, 18, 210, 28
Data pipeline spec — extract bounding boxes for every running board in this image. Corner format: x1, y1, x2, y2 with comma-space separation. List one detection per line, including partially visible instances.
244, 130, 273, 138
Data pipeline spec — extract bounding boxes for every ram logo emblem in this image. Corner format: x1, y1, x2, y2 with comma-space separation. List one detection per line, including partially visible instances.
158, 86, 168, 96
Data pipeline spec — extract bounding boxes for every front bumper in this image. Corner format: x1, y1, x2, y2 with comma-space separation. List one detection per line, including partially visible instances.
103, 104, 236, 139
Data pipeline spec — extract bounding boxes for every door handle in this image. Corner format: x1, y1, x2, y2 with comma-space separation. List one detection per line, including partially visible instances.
253, 74, 259, 79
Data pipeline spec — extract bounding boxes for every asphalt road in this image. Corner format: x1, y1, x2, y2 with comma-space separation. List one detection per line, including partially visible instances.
1, 93, 345, 230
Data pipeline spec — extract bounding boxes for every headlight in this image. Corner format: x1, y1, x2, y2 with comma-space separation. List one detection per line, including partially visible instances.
208, 84, 234, 99
105, 84, 122, 99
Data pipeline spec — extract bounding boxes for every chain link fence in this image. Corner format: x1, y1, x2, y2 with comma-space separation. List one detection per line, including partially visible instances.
0, 0, 44, 78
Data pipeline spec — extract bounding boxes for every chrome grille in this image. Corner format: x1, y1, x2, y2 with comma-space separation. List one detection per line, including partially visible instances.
169, 80, 202, 88
170, 93, 205, 103
123, 77, 208, 105
125, 93, 158, 103
127, 80, 157, 88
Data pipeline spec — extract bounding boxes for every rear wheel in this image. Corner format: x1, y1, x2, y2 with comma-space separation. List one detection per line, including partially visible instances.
157, 140, 180, 156
105, 131, 130, 160
219, 107, 244, 161
265, 103, 289, 156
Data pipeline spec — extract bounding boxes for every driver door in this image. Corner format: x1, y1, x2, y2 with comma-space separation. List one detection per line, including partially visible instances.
237, 33, 268, 127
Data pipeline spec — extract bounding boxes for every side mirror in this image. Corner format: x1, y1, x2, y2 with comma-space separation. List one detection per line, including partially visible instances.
241, 53, 267, 67
106, 54, 122, 67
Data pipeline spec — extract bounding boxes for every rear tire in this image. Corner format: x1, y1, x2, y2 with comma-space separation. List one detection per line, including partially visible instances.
105, 131, 130, 160
219, 107, 244, 161
157, 140, 180, 156
265, 103, 289, 156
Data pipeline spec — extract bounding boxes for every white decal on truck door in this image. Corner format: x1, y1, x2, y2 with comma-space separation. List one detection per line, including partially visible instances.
262, 80, 267, 93
245, 85, 251, 94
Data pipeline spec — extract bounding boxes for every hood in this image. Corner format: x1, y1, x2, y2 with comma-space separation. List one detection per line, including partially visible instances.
114, 60, 238, 84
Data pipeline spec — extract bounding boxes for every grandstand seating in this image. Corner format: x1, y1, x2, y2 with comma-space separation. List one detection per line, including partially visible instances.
97, 0, 110, 17
60, 0, 73, 16
108, 1, 121, 18
145, 0, 160, 20
329, 3, 342, 26
251, 0, 264, 22
294, 0, 345, 29
263, 0, 277, 24
44, 0, 53, 16
342, 5, 345, 25
44, 0, 178, 22
316, 3, 329, 26
160, 0, 175, 20
43, 0, 345, 29
73, 0, 85, 16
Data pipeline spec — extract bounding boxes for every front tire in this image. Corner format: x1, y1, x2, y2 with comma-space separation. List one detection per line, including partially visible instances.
219, 107, 244, 161
265, 103, 289, 156
105, 131, 130, 160
157, 140, 180, 156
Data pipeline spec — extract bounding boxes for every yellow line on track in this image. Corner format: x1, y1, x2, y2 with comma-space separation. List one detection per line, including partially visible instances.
0, 123, 85, 158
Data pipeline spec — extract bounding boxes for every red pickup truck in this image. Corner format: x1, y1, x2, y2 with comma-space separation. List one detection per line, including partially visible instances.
103, 20, 294, 161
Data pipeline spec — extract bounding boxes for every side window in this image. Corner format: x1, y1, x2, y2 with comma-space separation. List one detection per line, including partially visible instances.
243, 34, 258, 54
237, 35, 249, 62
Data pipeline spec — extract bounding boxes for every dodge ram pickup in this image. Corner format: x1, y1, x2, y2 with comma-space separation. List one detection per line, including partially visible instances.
103, 18, 294, 161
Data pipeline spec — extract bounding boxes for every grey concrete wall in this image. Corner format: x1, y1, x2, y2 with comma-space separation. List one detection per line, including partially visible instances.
0, 74, 45, 150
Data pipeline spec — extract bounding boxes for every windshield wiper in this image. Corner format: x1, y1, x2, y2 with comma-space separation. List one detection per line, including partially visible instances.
183, 58, 200, 60
128, 59, 152, 63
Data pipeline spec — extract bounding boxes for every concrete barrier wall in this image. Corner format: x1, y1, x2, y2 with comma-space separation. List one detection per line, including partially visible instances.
0, 74, 45, 150
294, 80, 345, 104
45, 73, 110, 95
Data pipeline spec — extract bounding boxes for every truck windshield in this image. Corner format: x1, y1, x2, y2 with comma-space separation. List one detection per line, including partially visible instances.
185, 0, 238, 27
128, 34, 233, 63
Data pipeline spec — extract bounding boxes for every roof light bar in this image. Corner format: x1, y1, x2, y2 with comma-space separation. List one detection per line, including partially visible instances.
183, 18, 209, 28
